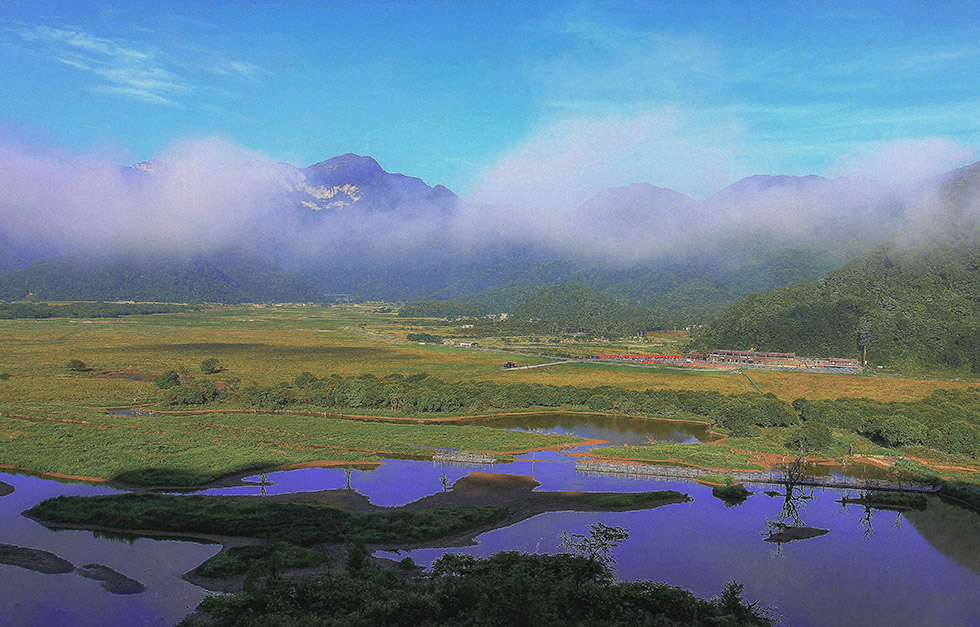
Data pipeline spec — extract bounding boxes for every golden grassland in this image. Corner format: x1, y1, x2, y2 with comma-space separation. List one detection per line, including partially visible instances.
744, 369, 976, 402
1, 302, 973, 411
1, 303, 977, 485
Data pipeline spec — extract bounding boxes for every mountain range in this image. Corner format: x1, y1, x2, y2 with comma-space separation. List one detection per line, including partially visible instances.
1, 152, 977, 323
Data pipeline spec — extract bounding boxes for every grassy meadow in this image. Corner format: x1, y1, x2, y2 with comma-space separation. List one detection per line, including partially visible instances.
1, 303, 977, 485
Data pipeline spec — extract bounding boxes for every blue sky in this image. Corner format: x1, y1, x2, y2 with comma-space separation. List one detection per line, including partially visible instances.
2, 0, 979, 204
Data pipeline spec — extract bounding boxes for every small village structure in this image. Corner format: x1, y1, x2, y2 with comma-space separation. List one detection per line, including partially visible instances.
442, 339, 479, 348
591, 349, 862, 372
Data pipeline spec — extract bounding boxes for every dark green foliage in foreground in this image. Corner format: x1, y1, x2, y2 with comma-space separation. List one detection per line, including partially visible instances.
187, 552, 774, 627
28, 494, 507, 547
692, 241, 980, 372
194, 542, 326, 579
405, 333, 442, 344
398, 300, 485, 319
0, 301, 195, 319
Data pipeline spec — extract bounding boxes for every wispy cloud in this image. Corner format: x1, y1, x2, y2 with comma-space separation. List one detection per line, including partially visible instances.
206, 58, 269, 80
17, 24, 189, 105
12, 22, 268, 107
469, 3, 980, 205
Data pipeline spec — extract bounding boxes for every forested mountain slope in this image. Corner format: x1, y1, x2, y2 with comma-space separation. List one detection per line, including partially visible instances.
511, 283, 678, 336
0, 247, 322, 303
691, 243, 980, 372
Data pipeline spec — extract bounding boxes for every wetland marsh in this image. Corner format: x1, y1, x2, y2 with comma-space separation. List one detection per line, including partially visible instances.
2, 304, 980, 625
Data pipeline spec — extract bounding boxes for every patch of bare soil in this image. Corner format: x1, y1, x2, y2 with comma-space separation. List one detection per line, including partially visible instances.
77, 563, 146, 594
0, 543, 74, 574
763, 525, 830, 543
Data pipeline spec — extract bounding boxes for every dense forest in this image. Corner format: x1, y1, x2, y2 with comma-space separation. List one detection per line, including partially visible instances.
399, 284, 683, 339
397, 300, 486, 319
510, 283, 679, 337
0, 301, 195, 319
0, 247, 322, 304
691, 242, 980, 372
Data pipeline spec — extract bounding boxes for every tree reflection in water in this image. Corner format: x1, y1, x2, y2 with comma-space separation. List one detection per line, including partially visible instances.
761, 456, 826, 555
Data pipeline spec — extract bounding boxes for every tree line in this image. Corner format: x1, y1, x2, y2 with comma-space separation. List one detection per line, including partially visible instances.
0, 301, 196, 319
160, 369, 980, 461
397, 300, 486, 319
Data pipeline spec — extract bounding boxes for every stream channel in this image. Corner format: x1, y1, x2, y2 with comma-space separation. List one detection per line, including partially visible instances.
1, 413, 979, 626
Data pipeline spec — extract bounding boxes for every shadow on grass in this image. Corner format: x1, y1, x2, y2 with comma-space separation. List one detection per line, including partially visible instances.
112, 464, 278, 489
136, 343, 393, 360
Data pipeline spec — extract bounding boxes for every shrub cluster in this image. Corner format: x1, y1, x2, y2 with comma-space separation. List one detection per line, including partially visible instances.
163, 379, 219, 406
795, 389, 980, 459
235, 373, 764, 420
188, 552, 775, 626
406, 333, 442, 343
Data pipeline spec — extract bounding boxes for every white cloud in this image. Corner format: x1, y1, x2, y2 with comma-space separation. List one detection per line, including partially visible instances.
827, 138, 977, 184
469, 109, 741, 209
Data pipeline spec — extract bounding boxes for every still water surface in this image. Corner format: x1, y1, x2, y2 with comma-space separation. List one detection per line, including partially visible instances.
2, 413, 979, 626
0, 473, 219, 627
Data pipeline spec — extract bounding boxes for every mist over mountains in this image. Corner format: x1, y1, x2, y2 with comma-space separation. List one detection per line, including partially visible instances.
1, 137, 978, 313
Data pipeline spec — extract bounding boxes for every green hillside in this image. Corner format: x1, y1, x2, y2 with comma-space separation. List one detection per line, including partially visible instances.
511, 283, 678, 337
691, 242, 980, 372
0, 247, 322, 304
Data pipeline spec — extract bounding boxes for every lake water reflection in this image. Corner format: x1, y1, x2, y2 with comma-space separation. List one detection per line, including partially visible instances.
3, 408, 980, 626
0, 472, 219, 627
460, 411, 711, 446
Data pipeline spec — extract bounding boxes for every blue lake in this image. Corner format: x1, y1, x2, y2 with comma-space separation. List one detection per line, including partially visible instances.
2, 412, 979, 626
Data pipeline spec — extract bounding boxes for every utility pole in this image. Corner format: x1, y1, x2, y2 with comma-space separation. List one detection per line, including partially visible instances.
859, 319, 871, 367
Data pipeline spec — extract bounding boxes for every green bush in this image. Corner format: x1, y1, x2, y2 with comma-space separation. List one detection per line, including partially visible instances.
194, 542, 325, 578
154, 370, 180, 389
406, 333, 442, 343
792, 421, 835, 453
66, 359, 87, 372
193, 552, 776, 626
163, 379, 219, 406
712, 483, 752, 502
294, 371, 317, 389
200, 358, 220, 375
